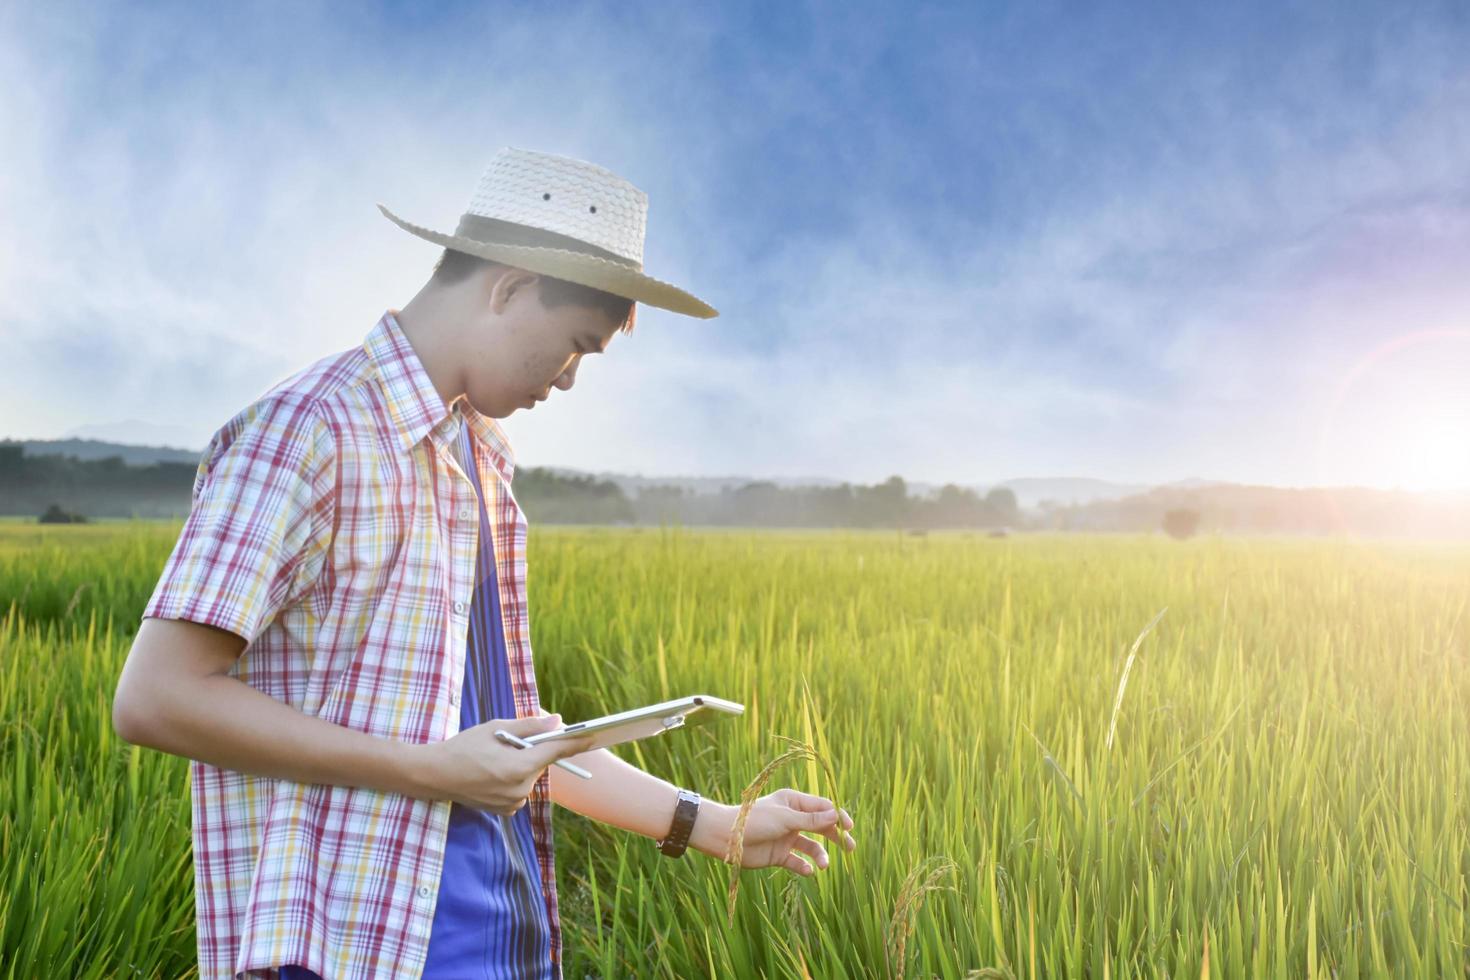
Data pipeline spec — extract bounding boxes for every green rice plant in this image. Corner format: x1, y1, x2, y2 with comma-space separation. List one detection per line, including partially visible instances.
2, 522, 1469, 976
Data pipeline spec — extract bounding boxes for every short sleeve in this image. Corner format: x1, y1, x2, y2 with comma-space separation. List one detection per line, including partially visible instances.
142, 393, 337, 646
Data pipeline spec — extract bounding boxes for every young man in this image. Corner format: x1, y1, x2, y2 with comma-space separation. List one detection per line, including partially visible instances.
112, 147, 856, 980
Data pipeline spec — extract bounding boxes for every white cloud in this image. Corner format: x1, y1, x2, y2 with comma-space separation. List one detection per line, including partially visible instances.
4, 2, 1470, 492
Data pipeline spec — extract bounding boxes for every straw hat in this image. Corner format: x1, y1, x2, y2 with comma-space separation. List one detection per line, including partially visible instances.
378, 147, 717, 319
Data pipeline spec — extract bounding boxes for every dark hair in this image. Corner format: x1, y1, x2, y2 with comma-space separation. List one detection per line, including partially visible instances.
431, 247, 636, 333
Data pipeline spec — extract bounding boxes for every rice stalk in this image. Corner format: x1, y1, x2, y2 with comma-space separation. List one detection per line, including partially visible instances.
1105, 606, 1167, 754
724, 743, 819, 925
63, 581, 92, 619
885, 855, 956, 980
1020, 722, 1082, 806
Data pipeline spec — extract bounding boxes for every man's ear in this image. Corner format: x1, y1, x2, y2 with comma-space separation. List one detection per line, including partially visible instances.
486, 266, 540, 315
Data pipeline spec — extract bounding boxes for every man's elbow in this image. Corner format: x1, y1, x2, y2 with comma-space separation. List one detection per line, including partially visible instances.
112, 617, 243, 747
112, 677, 157, 746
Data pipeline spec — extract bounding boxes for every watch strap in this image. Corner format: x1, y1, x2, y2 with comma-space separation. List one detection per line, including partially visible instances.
657, 789, 701, 858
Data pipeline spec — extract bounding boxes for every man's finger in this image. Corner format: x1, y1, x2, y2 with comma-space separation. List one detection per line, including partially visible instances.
797, 807, 840, 832
520, 734, 596, 771
784, 851, 814, 877
809, 822, 848, 847
792, 833, 829, 870
497, 714, 563, 737
786, 790, 835, 812
812, 808, 855, 843
550, 734, 597, 759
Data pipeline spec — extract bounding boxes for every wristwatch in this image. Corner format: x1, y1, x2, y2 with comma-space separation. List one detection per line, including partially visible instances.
657, 789, 701, 858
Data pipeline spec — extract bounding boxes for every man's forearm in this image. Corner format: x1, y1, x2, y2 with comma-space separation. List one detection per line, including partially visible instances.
119, 671, 432, 800
547, 746, 739, 861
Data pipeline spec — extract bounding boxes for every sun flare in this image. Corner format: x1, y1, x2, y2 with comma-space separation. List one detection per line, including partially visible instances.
1317, 329, 1470, 493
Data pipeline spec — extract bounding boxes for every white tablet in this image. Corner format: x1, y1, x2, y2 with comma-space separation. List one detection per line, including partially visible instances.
523, 694, 745, 752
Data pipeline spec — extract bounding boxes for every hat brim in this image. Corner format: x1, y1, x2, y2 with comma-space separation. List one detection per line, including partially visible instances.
377, 204, 717, 319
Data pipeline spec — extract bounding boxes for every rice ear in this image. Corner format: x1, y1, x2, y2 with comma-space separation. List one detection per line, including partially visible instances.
725, 744, 815, 925
885, 855, 957, 980
724, 733, 846, 927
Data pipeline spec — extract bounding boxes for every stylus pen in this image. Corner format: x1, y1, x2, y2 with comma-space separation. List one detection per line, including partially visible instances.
493, 729, 594, 779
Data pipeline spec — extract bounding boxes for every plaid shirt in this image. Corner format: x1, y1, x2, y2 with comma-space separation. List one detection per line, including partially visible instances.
142, 310, 561, 979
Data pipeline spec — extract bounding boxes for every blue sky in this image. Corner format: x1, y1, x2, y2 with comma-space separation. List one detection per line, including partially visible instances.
3, 1, 1469, 490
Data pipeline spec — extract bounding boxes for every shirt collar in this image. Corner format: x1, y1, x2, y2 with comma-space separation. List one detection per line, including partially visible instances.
364, 310, 517, 483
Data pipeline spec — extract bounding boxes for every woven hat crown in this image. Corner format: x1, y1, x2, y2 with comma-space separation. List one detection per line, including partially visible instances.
464, 147, 648, 267
377, 145, 716, 317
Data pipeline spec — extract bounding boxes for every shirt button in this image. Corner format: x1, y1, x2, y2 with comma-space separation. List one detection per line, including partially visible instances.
459, 508, 472, 520
417, 884, 432, 900
449, 690, 460, 706
453, 601, 466, 615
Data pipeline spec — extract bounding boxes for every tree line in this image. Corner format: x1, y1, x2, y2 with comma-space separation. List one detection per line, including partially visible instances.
0, 446, 1022, 529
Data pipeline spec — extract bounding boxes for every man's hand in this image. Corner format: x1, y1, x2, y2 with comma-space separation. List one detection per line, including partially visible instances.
717, 787, 857, 877
409, 714, 596, 816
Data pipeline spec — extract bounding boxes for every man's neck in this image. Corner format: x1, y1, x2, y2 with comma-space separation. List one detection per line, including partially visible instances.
394, 289, 464, 414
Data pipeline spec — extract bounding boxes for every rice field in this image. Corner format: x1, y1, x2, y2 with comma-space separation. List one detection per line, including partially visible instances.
2, 519, 1468, 977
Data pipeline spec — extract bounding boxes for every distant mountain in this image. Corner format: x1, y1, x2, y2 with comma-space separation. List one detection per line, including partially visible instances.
1, 438, 202, 467
65, 419, 203, 451
1159, 477, 1231, 490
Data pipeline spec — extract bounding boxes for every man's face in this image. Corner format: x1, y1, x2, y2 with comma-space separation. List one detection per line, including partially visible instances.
461, 270, 625, 419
